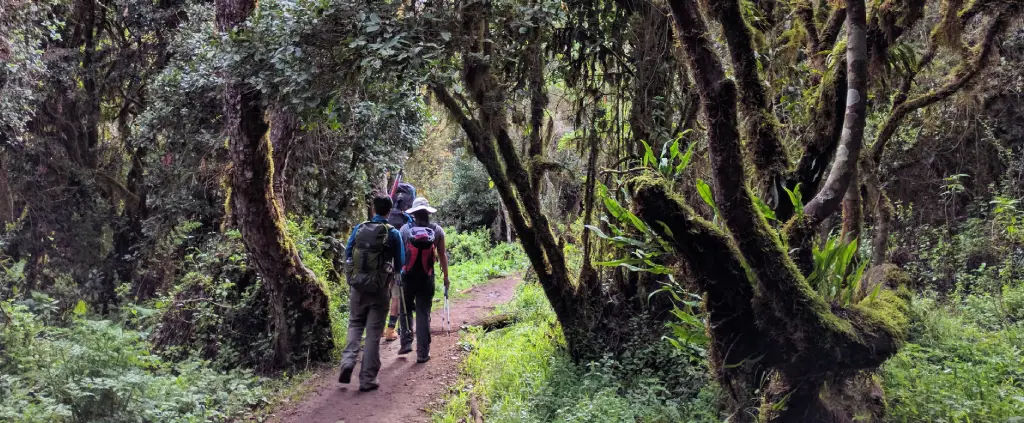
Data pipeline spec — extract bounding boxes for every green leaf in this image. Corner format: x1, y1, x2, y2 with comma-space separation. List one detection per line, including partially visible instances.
440, 31, 451, 42
641, 140, 656, 168
676, 142, 695, 174
488, 179, 494, 189
753, 194, 777, 221
73, 300, 87, 317
696, 179, 720, 219
597, 183, 648, 233
783, 183, 804, 217
594, 258, 646, 267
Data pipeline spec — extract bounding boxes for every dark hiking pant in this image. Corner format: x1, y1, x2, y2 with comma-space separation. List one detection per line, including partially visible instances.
399, 272, 435, 359
341, 287, 390, 385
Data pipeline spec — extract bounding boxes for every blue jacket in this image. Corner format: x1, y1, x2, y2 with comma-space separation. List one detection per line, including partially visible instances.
345, 215, 405, 272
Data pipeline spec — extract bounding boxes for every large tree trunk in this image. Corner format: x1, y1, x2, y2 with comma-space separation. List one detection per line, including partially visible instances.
216, 0, 333, 370
657, 1, 908, 421
429, 1, 678, 362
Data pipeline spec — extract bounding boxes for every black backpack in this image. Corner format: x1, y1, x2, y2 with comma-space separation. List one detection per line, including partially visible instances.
393, 183, 415, 210
388, 183, 416, 228
348, 221, 394, 293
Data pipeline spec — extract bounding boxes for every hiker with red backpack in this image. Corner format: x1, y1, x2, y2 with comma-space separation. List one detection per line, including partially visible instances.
384, 180, 416, 342
339, 193, 405, 392
398, 197, 450, 363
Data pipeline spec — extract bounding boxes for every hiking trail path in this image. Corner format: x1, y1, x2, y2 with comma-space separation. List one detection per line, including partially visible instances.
270, 276, 520, 423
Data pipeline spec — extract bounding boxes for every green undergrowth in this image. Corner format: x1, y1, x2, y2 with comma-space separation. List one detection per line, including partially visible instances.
0, 299, 271, 423
432, 282, 721, 423
287, 217, 348, 356
441, 229, 528, 298
882, 285, 1024, 422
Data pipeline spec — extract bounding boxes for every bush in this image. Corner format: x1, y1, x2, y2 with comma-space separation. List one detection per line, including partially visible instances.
432, 283, 721, 423
883, 294, 1024, 422
0, 300, 267, 423
286, 216, 348, 354
445, 229, 528, 295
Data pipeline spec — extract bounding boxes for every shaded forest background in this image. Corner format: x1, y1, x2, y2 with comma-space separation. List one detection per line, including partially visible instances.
2, 0, 1024, 422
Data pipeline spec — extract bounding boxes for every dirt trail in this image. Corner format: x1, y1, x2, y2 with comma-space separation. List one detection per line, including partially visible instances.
271, 276, 520, 423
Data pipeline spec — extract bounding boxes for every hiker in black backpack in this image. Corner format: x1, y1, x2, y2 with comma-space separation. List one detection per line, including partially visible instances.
339, 193, 405, 392
384, 182, 415, 342
398, 197, 450, 363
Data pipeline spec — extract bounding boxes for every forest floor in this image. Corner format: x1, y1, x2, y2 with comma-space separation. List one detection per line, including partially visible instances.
268, 276, 521, 423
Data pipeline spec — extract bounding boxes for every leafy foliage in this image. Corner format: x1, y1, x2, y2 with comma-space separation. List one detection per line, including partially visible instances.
0, 298, 268, 423
807, 235, 870, 306
433, 283, 720, 423
446, 229, 528, 296
883, 291, 1024, 422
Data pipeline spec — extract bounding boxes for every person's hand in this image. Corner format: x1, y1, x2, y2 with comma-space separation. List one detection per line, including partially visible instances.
443, 275, 451, 292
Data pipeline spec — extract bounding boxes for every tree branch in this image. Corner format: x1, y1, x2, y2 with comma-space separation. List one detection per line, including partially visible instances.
708, 0, 789, 189
803, 0, 869, 224
869, 5, 1014, 165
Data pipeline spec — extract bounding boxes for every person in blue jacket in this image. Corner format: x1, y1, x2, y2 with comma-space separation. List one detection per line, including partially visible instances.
338, 193, 405, 392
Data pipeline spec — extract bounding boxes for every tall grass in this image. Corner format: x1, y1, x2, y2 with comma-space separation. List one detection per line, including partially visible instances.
883, 287, 1024, 422
442, 229, 528, 296
432, 283, 721, 423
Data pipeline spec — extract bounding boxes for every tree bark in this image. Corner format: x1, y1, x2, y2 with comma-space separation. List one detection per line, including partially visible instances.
0, 152, 15, 226
216, 0, 333, 370
841, 166, 862, 242
802, 0, 869, 225
663, 1, 908, 420
708, 0, 789, 194
270, 108, 299, 213
580, 118, 600, 275
775, 61, 847, 221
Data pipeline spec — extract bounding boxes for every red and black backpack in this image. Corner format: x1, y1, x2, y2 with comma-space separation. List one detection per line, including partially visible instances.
404, 223, 437, 276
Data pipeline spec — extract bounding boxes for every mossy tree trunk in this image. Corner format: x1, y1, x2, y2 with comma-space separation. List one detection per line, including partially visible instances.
270, 107, 299, 213
631, 1, 911, 421
430, 2, 675, 360
215, 0, 333, 370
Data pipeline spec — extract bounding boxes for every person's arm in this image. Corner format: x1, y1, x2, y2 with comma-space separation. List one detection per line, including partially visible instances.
344, 224, 361, 260
390, 227, 405, 272
436, 226, 450, 292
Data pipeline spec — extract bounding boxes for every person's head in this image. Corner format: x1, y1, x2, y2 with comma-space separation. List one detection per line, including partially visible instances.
412, 210, 430, 223
373, 193, 393, 217
406, 197, 436, 223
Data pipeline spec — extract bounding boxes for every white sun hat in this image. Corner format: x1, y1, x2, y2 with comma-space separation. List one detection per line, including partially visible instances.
405, 197, 437, 214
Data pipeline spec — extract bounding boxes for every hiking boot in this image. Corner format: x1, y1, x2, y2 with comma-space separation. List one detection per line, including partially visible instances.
416, 355, 431, 363
359, 381, 380, 392
338, 363, 354, 384
383, 327, 398, 342
398, 343, 413, 355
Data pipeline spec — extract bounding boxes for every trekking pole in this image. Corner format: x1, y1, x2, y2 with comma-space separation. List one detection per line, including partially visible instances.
397, 273, 412, 339
443, 286, 452, 336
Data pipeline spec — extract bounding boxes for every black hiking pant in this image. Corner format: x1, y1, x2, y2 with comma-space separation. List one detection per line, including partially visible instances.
399, 272, 435, 358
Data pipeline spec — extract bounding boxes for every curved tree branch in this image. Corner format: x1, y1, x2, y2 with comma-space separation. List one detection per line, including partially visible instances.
803, 0, 869, 224
869, 5, 1014, 165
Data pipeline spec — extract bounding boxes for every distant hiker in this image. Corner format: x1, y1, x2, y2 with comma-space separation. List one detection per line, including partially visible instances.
398, 197, 450, 363
339, 193, 405, 392
384, 182, 416, 342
